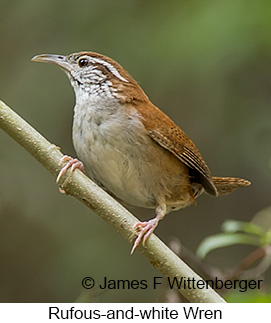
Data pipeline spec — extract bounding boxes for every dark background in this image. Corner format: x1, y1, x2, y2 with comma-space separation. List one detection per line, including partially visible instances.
0, 0, 270, 302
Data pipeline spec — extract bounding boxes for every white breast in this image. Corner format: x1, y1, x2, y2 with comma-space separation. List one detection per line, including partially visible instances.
72, 99, 157, 208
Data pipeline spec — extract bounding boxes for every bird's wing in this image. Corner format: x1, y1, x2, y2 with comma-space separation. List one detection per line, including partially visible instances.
148, 128, 217, 196
136, 102, 218, 196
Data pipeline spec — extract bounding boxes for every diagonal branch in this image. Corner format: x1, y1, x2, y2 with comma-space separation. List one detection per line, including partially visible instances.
0, 100, 225, 303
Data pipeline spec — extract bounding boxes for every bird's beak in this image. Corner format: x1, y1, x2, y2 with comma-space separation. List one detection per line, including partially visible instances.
31, 54, 71, 72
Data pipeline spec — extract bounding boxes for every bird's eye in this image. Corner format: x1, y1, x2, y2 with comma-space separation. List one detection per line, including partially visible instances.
78, 57, 89, 67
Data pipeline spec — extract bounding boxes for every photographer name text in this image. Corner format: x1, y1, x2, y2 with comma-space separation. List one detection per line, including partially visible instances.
82, 276, 263, 293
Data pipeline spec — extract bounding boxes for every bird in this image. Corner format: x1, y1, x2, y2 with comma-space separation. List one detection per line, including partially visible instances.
32, 51, 251, 253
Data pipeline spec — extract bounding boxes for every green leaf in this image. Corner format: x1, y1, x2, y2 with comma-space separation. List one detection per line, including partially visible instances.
196, 233, 262, 259
221, 219, 266, 237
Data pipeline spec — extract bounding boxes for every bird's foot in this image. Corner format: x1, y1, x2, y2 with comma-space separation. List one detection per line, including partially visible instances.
131, 218, 158, 254
56, 155, 85, 193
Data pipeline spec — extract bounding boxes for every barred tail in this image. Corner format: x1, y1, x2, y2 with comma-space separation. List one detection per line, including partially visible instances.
212, 176, 251, 196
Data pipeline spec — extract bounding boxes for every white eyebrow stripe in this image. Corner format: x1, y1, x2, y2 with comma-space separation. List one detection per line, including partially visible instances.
90, 57, 129, 83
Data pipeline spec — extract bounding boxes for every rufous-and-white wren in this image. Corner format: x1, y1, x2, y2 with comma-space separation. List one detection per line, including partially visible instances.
32, 52, 251, 253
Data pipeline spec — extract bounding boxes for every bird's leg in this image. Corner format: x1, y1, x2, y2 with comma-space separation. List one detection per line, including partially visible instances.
56, 155, 85, 192
131, 204, 166, 254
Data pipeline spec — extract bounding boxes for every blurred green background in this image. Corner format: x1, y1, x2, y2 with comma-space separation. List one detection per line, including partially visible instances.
0, 0, 270, 302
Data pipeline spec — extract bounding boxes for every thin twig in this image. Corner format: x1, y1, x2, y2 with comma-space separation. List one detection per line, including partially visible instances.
228, 245, 271, 280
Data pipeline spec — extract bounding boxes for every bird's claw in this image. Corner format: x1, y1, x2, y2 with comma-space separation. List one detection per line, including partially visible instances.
131, 218, 158, 254
56, 155, 85, 183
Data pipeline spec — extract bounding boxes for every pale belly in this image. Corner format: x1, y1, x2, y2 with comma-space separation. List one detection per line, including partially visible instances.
72, 103, 194, 211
